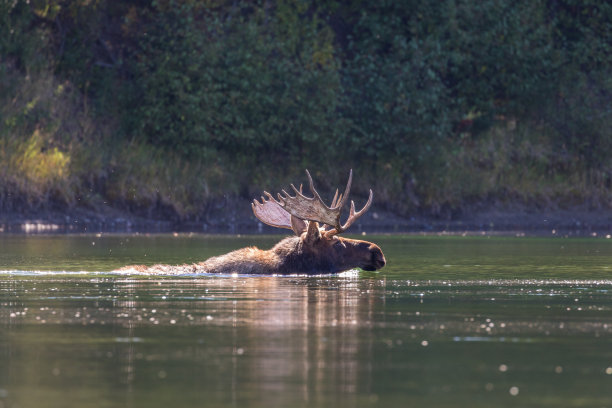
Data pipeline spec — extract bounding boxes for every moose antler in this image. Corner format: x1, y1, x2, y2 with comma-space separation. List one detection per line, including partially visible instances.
251, 193, 293, 230
272, 169, 373, 235
252, 185, 310, 234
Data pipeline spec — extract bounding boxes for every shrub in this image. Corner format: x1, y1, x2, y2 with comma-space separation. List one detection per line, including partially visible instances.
122, 1, 342, 163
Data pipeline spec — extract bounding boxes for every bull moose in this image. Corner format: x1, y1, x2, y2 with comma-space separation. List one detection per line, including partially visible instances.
119, 170, 385, 275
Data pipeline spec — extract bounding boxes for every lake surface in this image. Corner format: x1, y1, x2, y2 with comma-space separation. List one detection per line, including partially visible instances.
1, 234, 612, 407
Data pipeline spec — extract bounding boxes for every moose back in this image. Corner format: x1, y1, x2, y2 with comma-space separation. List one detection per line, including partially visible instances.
118, 170, 385, 275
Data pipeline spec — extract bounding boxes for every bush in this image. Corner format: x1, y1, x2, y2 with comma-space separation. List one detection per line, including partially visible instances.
122, 1, 342, 163
0, 68, 78, 210
0, 0, 611, 218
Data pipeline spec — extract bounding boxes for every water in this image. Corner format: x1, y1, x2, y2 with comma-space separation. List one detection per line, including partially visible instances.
1, 234, 611, 407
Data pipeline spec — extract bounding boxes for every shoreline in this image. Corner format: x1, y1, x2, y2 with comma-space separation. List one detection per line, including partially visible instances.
1, 204, 610, 236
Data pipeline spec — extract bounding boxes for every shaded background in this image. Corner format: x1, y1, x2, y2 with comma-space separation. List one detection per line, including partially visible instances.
1, 0, 610, 224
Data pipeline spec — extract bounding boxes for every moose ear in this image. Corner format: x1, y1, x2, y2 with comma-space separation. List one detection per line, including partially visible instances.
304, 220, 321, 244
290, 215, 307, 236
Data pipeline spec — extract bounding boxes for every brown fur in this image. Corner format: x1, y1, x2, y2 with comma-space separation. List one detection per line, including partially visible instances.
117, 230, 385, 275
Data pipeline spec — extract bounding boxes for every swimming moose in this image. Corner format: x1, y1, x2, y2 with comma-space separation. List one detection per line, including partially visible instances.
120, 170, 385, 275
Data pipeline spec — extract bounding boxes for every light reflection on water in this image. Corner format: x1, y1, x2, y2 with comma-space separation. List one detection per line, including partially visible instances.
1, 234, 612, 407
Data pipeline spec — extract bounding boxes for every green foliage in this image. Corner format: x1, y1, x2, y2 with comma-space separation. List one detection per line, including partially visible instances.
0, 0, 611, 218
435, 123, 611, 211
539, 70, 612, 170
0, 67, 76, 210
444, 0, 558, 116
338, 1, 454, 164
551, 0, 612, 71
0, 64, 225, 219
0, 0, 50, 72
123, 1, 342, 161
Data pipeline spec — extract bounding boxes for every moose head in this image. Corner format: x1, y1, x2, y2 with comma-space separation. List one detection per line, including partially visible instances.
251, 169, 386, 273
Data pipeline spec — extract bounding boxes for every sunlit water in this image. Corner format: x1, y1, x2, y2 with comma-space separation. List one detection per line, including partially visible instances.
1, 234, 611, 407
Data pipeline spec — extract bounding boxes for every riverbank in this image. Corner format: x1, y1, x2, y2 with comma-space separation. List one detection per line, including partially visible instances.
3, 1, 611, 238
1, 202, 610, 235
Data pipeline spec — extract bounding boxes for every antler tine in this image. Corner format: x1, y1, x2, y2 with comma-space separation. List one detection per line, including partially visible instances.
335, 169, 353, 210
263, 191, 279, 204
290, 183, 308, 198
252, 192, 272, 206
328, 188, 373, 235
304, 169, 330, 209
330, 189, 339, 208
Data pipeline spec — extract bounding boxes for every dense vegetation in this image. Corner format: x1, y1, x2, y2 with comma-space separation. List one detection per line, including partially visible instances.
1, 0, 611, 221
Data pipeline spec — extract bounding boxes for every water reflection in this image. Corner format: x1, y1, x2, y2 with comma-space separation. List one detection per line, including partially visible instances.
3, 273, 612, 407
123, 275, 379, 406
2, 275, 384, 407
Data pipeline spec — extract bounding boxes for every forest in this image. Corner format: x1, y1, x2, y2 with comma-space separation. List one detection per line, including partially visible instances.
1, 0, 611, 223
